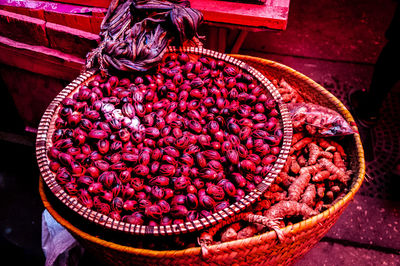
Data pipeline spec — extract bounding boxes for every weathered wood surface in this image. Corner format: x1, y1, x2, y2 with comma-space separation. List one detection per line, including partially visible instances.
0, 9, 99, 58
0, 35, 84, 127
0, 36, 84, 80
0, 0, 290, 31
0, 9, 48, 46
191, 0, 290, 30
0, 0, 105, 33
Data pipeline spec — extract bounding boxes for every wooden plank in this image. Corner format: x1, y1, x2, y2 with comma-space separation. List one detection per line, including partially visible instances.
191, 0, 289, 30
0, 9, 48, 46
39, 0, 290, 30
218, 27, 227, 53
0, 0, 106, 33
0, 9, 99, 58
231, 30, 248, 54
207, 27, 219, 51
0, 4, 45, 20
47, 0, 110, 8
46, 21, 99, 58
43, 11, 103, 34
0, 36, 84, 81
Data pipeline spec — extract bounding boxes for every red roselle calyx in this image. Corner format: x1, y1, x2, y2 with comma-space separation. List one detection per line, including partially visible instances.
48, 52, 283, 226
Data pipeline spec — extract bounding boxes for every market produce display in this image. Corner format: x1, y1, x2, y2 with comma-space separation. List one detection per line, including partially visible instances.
35, 0, 365, 264
37, 54, 365, 265
44, 50, 291, 230
198, 78, 355, 248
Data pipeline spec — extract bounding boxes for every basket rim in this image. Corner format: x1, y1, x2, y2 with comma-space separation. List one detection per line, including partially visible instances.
36, 46, 293, 236
39, 55, 365, 258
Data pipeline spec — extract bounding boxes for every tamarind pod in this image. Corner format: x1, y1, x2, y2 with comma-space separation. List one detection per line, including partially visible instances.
279, 79, 303, 101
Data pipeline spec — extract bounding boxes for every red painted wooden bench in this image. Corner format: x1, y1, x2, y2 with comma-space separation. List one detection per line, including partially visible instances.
0, 0, 290, 52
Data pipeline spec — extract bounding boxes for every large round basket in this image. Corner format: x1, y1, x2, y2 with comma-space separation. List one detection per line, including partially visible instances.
36, 47, 293, 236
39, 54, 365, 265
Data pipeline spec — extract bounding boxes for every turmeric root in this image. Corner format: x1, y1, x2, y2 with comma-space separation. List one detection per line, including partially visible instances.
251, 200, 318, 242
329, 140, 346, 158
237, 225, 258, 240
292, 132, 306, 145
221, 226, 238, 242
333, 152, 346, 171
290, 137, 313, 154
297, 154, 307, 167
318, 138, 336, 152
312, 170, 330, 182
290, 155, 301, 174
282, 155, 292, 173
278, 172, 295, 188
262, 201, 318, 224
288, 169, 311, 201
331, 185, 341, 193
308, 142, 334, 165
319, 158, 351, 184
253, 199, 271, 212
316, 184, 325, 198
263, 191, 287, 203
300, 184, 316, 207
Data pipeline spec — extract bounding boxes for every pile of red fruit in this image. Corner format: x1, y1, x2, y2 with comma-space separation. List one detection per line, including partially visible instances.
47, 53, 284, 226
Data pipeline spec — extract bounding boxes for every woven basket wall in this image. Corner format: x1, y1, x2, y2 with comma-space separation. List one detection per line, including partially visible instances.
39, 55, 365, 265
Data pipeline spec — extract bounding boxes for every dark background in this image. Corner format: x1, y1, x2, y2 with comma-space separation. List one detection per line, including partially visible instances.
0, 0, 399, 265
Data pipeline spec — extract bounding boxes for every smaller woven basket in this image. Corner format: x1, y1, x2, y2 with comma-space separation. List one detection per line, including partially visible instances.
39, 55, 365, 265
36, 46, 293, 236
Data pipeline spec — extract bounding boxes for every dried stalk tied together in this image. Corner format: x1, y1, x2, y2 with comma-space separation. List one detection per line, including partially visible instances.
86, 0, 203, 73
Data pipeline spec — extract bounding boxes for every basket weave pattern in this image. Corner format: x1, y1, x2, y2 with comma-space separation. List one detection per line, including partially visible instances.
39, 55, 365, 265
36, 47, 293, 236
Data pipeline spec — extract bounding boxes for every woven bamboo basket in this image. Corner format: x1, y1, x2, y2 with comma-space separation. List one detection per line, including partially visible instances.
36, 46, 293, 236
39, 54, 365, 265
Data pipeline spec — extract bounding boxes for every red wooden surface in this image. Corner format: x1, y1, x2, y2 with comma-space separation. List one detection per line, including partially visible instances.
0, 36, 83, 127
191, 0, 289, 30
0, 36, 83, 80
0, 0, 290, 31
0, 0, 106, 33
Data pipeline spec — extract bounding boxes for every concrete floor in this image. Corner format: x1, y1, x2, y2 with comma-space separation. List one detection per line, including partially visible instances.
0, 0, 399, 265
